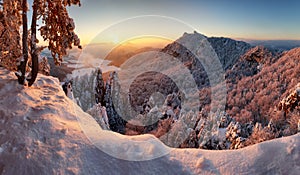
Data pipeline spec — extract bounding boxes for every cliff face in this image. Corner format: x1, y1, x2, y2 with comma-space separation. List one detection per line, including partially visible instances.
207, 37, 251, 70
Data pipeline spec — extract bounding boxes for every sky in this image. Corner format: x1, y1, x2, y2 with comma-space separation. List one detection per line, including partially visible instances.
29, 0, 300, 45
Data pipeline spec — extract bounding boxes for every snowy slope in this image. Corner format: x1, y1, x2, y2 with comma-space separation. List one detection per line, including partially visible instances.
0, 67, 299, 175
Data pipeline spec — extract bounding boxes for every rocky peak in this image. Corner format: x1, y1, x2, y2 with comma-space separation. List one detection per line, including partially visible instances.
163, 32, 251, 71
242, 46, 274, 64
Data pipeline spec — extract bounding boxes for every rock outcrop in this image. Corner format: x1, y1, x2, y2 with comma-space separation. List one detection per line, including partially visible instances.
86, 104, 110, 130
226, 46, 278, 84
104, 71, 126, 134
278, 83, 300, 114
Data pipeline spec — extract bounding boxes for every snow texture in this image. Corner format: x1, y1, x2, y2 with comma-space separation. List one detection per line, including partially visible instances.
0, 67, 299, 175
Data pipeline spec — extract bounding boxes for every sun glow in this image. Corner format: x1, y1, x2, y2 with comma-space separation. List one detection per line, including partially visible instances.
118, 36, 173, 49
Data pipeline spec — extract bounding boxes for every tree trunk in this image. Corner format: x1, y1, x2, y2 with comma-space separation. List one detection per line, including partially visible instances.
17, 0, 28, 85
28, 0, 38, 86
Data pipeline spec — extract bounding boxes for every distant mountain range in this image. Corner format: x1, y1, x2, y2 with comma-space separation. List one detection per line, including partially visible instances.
241, 39, 300, 51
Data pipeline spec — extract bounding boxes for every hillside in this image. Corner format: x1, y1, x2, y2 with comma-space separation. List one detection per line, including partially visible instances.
0, 67, 299, 174
226, 45, 278, 84
226, 47, 300, 123
135, 32, 299, 124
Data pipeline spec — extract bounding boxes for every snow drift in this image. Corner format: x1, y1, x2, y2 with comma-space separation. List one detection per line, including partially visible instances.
0, 67, 299, 174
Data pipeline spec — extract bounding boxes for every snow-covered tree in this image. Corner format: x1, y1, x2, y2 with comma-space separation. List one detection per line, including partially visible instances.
1, 0, 81, 86
38, 0, 82, 65
0, 0, 22, 71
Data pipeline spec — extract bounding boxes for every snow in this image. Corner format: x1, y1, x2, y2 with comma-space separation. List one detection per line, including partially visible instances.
0, 67, 299, 174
